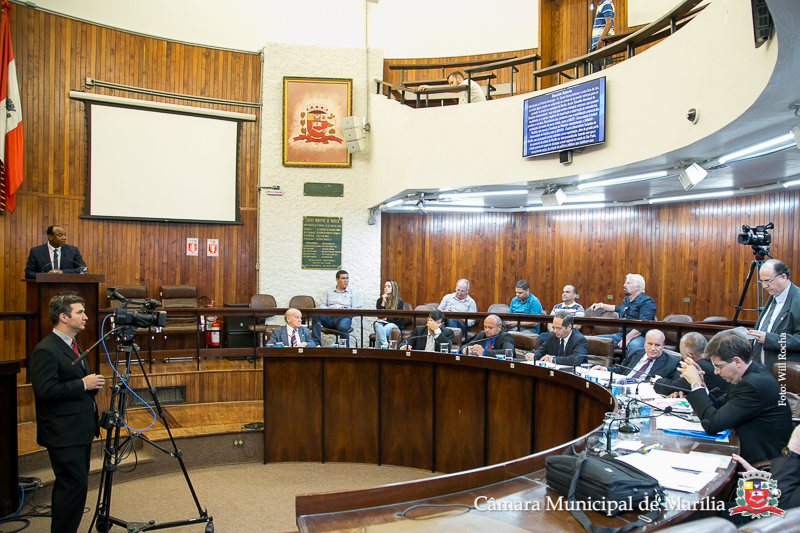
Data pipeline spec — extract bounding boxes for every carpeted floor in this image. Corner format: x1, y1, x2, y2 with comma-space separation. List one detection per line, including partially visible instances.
7, 462, 438, 533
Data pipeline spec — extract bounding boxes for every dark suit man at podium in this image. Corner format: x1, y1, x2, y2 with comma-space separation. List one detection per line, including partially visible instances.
30, 293, 104, 533
25, 225, 86, 279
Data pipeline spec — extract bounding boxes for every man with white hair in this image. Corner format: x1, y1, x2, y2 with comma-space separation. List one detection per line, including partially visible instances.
589, 273, 656, 355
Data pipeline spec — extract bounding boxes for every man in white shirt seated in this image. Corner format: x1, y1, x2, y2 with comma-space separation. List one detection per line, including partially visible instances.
418, 71, 487, 104
268, 308, 316, 347
592, 329, 679, 380
311, 270, 360, 347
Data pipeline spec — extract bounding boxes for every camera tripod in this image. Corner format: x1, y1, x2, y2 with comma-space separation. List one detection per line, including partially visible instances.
732, 253, 769, 327
90, 326, 213, 533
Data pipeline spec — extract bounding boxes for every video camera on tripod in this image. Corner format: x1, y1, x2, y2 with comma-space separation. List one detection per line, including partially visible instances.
106, 288, 167, 343
738, 222, 773, 258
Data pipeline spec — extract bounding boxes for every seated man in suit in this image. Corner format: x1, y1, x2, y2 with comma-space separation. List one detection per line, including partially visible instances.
25, 225, 87, 279
268, 308, 316, 347
400, 309, 454, 352
29, 293, 104, 533
593, 329, 679, 380
463, 314, 515, 358
531, 310, 588, 366
653, 332, 728, 399
681, 329, 793, 465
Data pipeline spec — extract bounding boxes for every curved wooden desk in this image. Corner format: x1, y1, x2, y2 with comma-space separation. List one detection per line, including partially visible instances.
260, 347, 613, 473
259, 347, 738, 532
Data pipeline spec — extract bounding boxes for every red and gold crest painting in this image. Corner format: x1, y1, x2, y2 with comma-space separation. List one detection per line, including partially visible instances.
283, 77, 352, 168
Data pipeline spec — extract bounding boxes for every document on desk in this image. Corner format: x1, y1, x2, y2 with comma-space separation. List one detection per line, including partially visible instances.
616, 453, 717, 492
688, 451, 733, 469
656, 417, 704, 431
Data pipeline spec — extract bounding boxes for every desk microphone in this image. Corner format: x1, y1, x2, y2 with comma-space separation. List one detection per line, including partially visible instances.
59, 254, 88, 273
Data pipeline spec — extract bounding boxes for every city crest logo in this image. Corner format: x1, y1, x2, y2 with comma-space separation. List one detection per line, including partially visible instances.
730, 470, 785, 519
293, 103, 343, 145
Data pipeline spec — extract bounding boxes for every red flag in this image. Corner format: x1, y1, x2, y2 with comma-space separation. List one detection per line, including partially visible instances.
0, 0, 22, 214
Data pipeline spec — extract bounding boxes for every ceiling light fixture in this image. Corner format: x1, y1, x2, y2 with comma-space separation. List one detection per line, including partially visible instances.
648, 190, 734, 204
717, 132, 796, 165
526, 203, 605, 212
383, 199, 403, 208
425, 205, 485, 213
416, 193, 427, 215
576, 171, 668, 189
678, 163, 708, 191
783, 178, 800, 188
439, 189, 528, 200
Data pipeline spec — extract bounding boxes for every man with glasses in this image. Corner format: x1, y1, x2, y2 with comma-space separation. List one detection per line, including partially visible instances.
531, 310, 587, 366
748, 259, 800, 370
438, 279, 478, 342
681, 329, 792, 464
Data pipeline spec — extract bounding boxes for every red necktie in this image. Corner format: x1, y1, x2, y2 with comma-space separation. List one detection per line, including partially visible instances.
71, 339, 80, 357
486, 337, 494, 351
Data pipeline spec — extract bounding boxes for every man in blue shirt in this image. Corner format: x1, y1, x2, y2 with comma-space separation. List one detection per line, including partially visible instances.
508, 280, 543, 334
589, 273, 656, 355
590, 0, 615, 72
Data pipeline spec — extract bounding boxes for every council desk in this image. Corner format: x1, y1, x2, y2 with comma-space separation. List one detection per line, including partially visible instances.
258, 347, 738, 532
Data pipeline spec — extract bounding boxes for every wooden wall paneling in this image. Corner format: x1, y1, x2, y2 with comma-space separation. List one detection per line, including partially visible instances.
263, 358, 323, 462
323, 358, 380, 464
533, 378, 575, 451
381, 190, 800, 331
485, 371, 533, 465
434, 365, 485, 473
3, 4, 261, 364
379, 360, 434, 470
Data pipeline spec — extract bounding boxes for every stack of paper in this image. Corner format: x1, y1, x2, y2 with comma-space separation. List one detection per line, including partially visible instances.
616, 451, 719, 492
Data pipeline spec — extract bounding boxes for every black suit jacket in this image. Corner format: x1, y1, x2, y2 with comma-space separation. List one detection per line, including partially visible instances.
686, 362, 793, 464
534, 329, 588, 366
466, 330, 515, 358
399, 325, 454, 352
771, 453, 800, 510
653, 357, 729, 399
29, 332, 99, 448
25, 243, 86, 279
611, 348, 680, 379
267, 325, 316, 347
757, 283, 800, 371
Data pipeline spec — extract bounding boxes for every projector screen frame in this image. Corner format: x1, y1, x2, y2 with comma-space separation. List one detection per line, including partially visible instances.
72, 92, 254, 226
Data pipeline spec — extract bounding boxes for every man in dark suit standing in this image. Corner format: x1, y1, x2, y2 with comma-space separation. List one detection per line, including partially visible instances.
463, 314, 515, 358
25, 225, 87, 279
681, 329, 793, 465
400, 309, 455, 352
29, 293, 104, 533
748, 259, 800, 371
532, 310, 588, 366
267, 308, 316, 347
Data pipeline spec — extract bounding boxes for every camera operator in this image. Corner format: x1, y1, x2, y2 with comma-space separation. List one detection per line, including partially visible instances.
29, 293, 103, 533
749, 259, 800, 370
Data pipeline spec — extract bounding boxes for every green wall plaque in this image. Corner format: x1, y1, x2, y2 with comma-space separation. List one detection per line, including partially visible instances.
302, 216, 342, 270
304, 182, 344, 197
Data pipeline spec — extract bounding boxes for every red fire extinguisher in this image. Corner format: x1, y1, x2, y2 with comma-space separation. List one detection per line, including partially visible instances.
205, 300, 221, 347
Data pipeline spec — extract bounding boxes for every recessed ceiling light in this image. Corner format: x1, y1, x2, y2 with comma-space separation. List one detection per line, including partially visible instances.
577, 171, 668, 189
648, 190, 734, 204
717, 132, 795, 165
526, 203, 605, 212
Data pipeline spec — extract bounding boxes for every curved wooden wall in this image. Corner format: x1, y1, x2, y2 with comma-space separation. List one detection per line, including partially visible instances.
0, 3, 261, 362
380, 190, 799, 323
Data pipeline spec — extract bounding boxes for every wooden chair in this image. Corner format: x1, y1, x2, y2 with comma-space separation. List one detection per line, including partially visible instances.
160, 285, 201, 334
509, 331, 540, 359
663, 314, 694, 349
248, 294, 278, 346
488, 303, 514, 329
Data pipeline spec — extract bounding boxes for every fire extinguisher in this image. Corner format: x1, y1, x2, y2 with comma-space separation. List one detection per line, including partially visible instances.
205, 300, 221, 347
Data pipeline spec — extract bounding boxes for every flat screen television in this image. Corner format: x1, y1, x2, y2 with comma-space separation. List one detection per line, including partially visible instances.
523, 77, 606, 157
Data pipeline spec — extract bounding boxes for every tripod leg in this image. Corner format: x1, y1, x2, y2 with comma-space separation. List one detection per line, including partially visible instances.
733, 261, 758, 326
132, 344, 209, 518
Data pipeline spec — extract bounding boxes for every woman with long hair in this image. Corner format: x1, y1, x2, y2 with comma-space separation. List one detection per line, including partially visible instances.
375, 280, 404, 346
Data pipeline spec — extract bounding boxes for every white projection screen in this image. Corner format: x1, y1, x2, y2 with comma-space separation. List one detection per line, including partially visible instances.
88, 103, 240, 223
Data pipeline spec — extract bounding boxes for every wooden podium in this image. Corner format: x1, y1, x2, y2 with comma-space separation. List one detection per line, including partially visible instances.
25, 274, 104, 373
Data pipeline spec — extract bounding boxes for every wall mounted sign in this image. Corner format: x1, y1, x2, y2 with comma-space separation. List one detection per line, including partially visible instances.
302, 216, 342, 270
186, 238, 199, 256
283, 77, 352, 168
304, 182, 344, 197
207, 239, 219, 257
